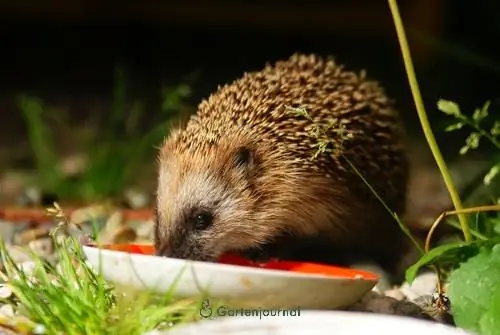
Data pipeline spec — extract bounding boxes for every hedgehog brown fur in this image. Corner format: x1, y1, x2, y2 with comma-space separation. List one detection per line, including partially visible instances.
155, 53, 412, 280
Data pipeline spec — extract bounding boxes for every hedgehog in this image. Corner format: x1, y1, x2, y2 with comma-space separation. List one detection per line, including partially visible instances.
154, 53, 412, 280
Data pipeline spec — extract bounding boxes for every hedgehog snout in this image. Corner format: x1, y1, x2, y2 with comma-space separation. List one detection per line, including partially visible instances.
155, 233, 219, 262
155, 241, 193, 259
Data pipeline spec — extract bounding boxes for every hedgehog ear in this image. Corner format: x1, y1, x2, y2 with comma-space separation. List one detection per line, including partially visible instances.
234, 146, 254, 170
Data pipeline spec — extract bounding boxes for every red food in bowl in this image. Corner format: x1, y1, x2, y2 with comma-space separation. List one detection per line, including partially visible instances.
100, 243, 156, 255
90, 243, 379, 281
217, 254, 379, 281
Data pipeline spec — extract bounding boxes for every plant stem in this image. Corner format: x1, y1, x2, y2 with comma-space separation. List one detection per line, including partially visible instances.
387, 0, 472, 242
344, 157, 425, 255
461, 117, 500, 150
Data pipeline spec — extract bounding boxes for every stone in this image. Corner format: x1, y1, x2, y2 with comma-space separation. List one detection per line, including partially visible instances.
345, 291, 433, 321
18, 261, 36, 276
136, 220, 154, 240
14, 226, 51, 245
58, 153, 87, 177
17, 187, 41, 207
33, 324, 47, 334
0, 170, 36, 205
78, 234, 95, 246
28, 238, 54, 259
1, 245, 33, 267
0, 314, 39, 334
124, 188, 149, 209
413, 294, 454, 326
69, 205, 111, 231
96, 211, 124, 244
109, 226, 137, 244
0, 284, 12, 299
0, 325, 19, 335
383, 287, 406, 301
0, 304, 14, 317
0, 221, 15, 244
96, 211, 138, 244
400, 271, 439, 301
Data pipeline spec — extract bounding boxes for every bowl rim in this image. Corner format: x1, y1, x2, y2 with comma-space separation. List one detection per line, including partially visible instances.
82, 244, 380, 282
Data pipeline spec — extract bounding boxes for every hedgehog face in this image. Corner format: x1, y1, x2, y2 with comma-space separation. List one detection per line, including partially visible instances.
154, 134, 282, 262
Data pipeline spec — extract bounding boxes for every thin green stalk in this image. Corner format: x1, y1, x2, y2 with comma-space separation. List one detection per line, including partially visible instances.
462, 118, 500, 150
344, 157, 425, 255
388, 0, 472, 242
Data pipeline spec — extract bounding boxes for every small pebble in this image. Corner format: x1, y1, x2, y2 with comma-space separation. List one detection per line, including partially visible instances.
136, 221, 154, 239
17, 187, 41, 206
0, 304, 14, 317
14, 226, 51, 245
400, 271, 439, 301
58, 154, 87, 177
0, 222, 15, 245
69, 205, 110, 230
33, 324, 47, 334
98, 211, 138, 244
0, 314, 39, 333
124, 189, 149, 209
384, 287, 406, 301
78, 234, 95, 246
99, 211, 124, 236
19, 261, 36, 276
2, 245, 33, 265
112, 227, 137, 244
0, 326, 19, 335
345, 291, 433, 321
28, 238, 54, 259
143, 331, 163, 335
0, 170, 36, 205
0, 284, 12, 299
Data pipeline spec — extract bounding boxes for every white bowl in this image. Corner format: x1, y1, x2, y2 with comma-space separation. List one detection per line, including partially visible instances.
82, 245, 377, 309
159, 311, 472, 335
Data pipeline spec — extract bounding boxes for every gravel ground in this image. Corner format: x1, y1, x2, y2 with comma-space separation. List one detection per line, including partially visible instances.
0, 204, 456, 334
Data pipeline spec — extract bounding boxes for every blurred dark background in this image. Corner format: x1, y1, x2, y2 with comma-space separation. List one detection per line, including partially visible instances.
0, 0, 499, 204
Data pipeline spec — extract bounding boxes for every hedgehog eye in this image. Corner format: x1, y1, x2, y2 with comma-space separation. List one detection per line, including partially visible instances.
192, 211, 213, 230
235, 146, 253, 168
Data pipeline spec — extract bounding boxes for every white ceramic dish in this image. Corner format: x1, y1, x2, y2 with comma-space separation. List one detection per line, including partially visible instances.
157, 311, 473, 335
82, 245, 378, 309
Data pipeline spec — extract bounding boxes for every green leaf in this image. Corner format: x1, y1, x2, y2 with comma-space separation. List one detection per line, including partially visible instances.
479, 285, 500, 335
437, 99, 462, 117
460, 132, 481, 155
472, 101, 490, 123
459, 145, 469, 155
445, 122, 465, 132
484, 164, 500, 186
405, 240, 495, 284
491, 121, 500, 137
448, 243, 500, 334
